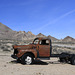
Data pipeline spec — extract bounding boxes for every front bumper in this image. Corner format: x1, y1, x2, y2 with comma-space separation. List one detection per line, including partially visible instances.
11, 54, 18, 59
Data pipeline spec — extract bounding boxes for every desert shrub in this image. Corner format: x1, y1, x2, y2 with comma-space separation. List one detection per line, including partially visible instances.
1, 46, 5, 49
3, 49, 11, 52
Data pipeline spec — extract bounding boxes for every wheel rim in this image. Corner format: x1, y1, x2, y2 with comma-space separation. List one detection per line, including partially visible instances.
25, 56, 32, 65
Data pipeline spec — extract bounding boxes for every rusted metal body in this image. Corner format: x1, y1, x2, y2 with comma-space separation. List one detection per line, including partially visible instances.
11, 37, 75, 65
12, 37, 52, 59
13, 44, 37, 58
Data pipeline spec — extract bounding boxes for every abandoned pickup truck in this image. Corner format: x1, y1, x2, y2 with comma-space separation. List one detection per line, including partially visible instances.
11, 37, 75, 65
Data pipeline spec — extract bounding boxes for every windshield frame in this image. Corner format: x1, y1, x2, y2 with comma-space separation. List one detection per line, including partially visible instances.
33, 38, 39, 45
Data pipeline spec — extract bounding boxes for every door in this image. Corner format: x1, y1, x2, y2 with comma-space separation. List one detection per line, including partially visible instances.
38, 39, 50, 57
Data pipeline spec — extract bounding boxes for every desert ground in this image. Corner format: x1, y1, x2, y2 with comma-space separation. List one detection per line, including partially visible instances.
0, 51, 75, 75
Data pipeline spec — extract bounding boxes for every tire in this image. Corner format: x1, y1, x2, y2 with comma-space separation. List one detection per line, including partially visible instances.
17, 58, 21, 63
21, 53, 34, 65
71, 56, 75, 65
59, 53, 69, 63
59, 57, 69, 63
59, 58, 66, 62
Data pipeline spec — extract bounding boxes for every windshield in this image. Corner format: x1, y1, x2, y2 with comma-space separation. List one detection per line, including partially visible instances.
33, 38, 39, 44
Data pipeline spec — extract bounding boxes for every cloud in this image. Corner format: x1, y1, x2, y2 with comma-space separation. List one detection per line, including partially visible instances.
34, 9, 75, 32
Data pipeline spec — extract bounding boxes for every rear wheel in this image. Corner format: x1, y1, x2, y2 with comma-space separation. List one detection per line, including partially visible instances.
59, 53, 69, 63
71, 56, 75, 65
21, 54, 34, 65
59, 57, 69, 63
60, 58, 65, 62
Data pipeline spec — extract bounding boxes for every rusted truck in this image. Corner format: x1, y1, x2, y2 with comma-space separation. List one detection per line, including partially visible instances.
11, 37, 75, 65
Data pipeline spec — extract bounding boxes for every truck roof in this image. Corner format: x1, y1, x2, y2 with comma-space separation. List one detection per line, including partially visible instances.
35, 37, 51, 41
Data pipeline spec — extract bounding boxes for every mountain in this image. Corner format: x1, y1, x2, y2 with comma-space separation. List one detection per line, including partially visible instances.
62, 36, 75, 42
0, 22, 13, 32
0, 23, 15, 40
15, 31, 36, 40
0, 23, 75, 42
0, 23, 36, 40
48, 35, 58, 42
27, 31, 35, 36
36, 33, 46, 37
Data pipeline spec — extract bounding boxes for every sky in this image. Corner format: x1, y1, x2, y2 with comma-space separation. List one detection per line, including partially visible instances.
0, 0, 75, 39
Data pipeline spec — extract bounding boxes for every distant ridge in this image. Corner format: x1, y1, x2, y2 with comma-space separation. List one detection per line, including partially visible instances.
36, 33, 46, 37
62, 36, 75, 42
0, 23, 36, 40
0, 22, 75, 42
48, 35, 58, 42
0, 22, 13, 32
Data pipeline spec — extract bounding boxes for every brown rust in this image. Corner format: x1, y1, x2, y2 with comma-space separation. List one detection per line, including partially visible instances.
16, 49, 37, 58
12, 37, 52, 59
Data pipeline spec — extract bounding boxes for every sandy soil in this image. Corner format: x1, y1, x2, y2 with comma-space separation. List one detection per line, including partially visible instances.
0, 52, 75, 75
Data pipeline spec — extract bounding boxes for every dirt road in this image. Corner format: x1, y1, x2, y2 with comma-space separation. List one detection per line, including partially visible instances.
0, 52, 75, 75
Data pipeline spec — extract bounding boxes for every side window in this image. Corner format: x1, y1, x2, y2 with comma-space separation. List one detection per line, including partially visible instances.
39, 40, 49, 45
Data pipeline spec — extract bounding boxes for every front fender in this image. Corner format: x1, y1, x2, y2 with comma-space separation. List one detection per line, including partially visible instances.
16, 49, 37, 58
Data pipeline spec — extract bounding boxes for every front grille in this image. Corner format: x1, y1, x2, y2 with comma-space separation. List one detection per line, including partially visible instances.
14, 49, 18, 54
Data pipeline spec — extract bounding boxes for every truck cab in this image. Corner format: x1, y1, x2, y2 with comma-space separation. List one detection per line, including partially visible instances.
11, 37, 52, 64
33, 37, 52, 57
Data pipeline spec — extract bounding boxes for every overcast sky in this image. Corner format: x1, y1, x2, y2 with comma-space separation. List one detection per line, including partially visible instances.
0, 0, 75, 39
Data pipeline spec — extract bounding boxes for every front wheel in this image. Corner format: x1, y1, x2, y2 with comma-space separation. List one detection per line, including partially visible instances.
17, 58, 21, 63
21, 54, 34, 65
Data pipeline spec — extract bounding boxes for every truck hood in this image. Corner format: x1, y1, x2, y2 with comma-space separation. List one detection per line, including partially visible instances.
13, 44, 36, 50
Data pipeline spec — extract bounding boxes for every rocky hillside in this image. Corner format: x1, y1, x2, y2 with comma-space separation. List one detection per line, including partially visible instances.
62, 36, 75, 43
0, 22, 13, 32
0, 23, 58, 41
36, 33, 46, 37
48, 35, 59, 42
0, 23, 14, 40
13, 31, 36, 41
0, 23, 75, 54
0, 22, 75, 42
0, 23, 36, 40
